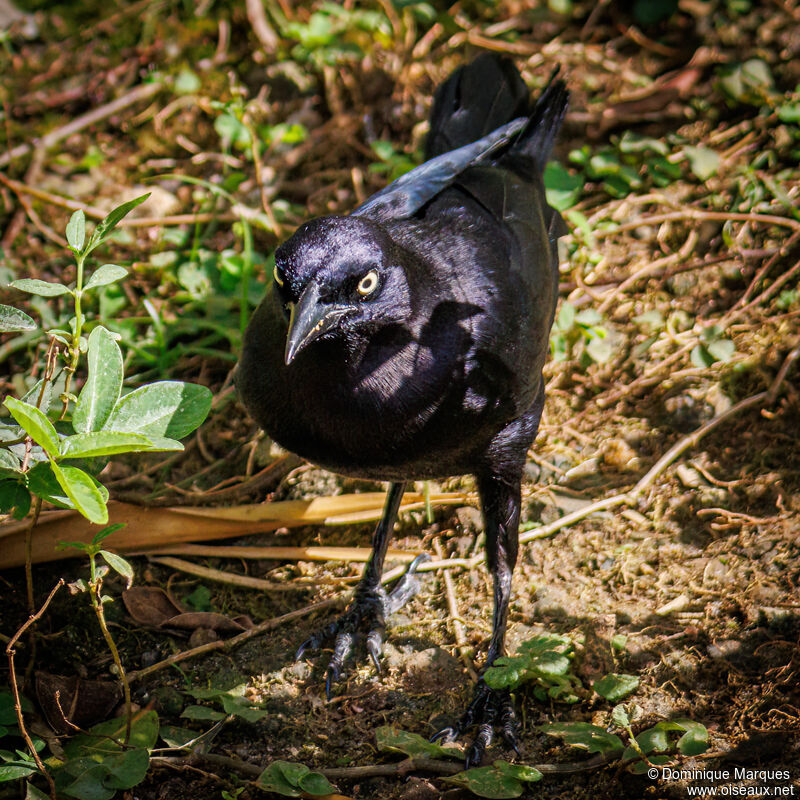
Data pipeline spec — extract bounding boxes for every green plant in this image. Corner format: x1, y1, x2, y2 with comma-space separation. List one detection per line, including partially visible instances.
550, 302, 614, 366
369, 140, 419, 182
483, 632, 581, 702
181, 684, 269, 724
59, 524, 136, 742
0, 197, 212, 526
541, 710, 709, 774
257, 761, 337, 797
282, 2, 391, 67
691, 324, 736, 368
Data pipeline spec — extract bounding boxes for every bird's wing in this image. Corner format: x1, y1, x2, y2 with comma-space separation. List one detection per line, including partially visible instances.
352, 118, 526, 222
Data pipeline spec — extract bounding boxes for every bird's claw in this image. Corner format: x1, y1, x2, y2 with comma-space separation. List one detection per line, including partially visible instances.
431, 681, 519, 767
296, 554, 430, 696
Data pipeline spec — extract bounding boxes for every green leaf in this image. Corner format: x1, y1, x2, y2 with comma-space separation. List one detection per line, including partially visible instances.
91, 523, 125, 546
73, 326, 123, 433
159, 726, 199, 748
777, 101, 800, 123
493, 761, 542, 782
540, 721, 625, 755
214, 114, 251, 148
3, 397, 59, 456
690, 344, 714, 368
633, 310, 664, 330
257, 762, 303, 797
174, 68, 201, 94
718, 58, 774, 105
84, 265, 128, 291
25, 782, 50, 799
57, 712, 156, 799
84, 194, 150, 256
104, 381, 212, 439
0, 304, 36, 332
99, 550, 134, 585
707, 338, 735, 363
672, 718, 709, 755
556, 301, 575, 331
297, 771, 337, 795
575, 309, 602, 326
10, 279, 71, 297
636, 724, 670, 753
21, 376, 54, 414
60, 431, 156, 458
375, 727, 460, 760
627, 753, 670, 774
550, 332, 568, 361
64, 711, 159, 758
544, 161, 583, 211
684, 146, 720, 181
180, 706, 227, 721
618, 131, 669, 155
0, 448, 20, 471
60, 761, 114, 800
0, 763, 37, 781
219, 695, 269, 722
586, 337, 613, 364
0, 482, 31, 519
50, 462, 107, 524
26, 462, 72, 508
444, 766, 524, 798
593, 673, 640, 702
611, 704, 631, 728
66, 209, 86, 251
484, 656, 528, 690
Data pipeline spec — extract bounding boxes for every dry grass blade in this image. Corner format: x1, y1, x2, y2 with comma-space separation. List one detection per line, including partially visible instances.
0, 492, 466, 569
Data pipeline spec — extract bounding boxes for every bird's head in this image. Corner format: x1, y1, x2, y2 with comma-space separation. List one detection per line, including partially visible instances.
273, 216, 412, 365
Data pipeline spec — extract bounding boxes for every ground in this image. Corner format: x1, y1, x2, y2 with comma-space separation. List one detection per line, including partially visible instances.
0, 1, 798, 799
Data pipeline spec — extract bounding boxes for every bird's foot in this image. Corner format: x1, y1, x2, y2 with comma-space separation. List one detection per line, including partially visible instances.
431, 680, 519, 767
295, 554, 429, 698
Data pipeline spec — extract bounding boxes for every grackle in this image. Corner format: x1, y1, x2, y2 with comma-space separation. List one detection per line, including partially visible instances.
237, 53, 569, 765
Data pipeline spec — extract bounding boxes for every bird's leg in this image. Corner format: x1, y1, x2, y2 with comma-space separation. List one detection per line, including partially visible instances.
432, 471, 521, 766
296, 481, 426, 697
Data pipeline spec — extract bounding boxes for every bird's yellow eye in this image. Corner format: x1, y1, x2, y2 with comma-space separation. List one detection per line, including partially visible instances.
357, 269, 379, 297
273, 264, 284, 287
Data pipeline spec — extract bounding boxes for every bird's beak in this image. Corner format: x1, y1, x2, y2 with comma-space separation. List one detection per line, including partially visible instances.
284, 283, 348, 365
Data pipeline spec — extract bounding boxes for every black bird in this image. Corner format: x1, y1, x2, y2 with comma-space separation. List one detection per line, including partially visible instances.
238, 53, 569, 764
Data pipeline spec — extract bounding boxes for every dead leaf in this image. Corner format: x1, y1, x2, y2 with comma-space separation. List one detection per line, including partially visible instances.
35, 672, 121, 735
162, 612, 252, 632
123, 586, 183, 627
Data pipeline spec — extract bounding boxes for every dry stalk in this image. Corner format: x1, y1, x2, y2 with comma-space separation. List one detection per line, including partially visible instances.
5, 579, 64, 800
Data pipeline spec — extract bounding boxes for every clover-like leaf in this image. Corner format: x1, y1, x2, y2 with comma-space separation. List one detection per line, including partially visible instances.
540, 721, 625, 755
593, 673, 640, 703
445, 766, 524, 799
375, 726, 460, 760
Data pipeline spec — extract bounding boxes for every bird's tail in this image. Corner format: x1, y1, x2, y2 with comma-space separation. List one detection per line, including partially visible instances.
513, 69, 569, 169
424, 53, 530, 160
425, 54, 569, 171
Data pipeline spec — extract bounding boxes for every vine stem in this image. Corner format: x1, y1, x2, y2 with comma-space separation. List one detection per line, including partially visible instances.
60, 252, 84, 419
89, 554, 133, 744
6, 579, 64, 800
